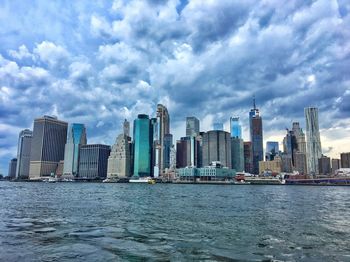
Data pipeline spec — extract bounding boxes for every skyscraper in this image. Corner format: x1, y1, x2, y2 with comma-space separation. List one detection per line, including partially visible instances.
231, 137, 244, 172
202, 130, 231, 168
305, 107, 322, 175
164, 134, 173, 170
249, 99, 263, 174
186, 116, 200, 137
29, 116, 68, 179
230, 117, 242, 138
244, 142, 253, 173
8, 158, 17, 178
78, 144, 110, 179
340, 152, 350, 168
63, 123, 87, 177
283, 129, 298, 166
176, 136, 200, 168
318, 155, 331, 175
107, 134, 132, 179
15, 129, 32, 179
157, 104, 171, 176
332, 158, 340, 174
133, 114, 153, 177
213, 123, 224, 131
265, 141, 279, 161
123, 119, 130, 137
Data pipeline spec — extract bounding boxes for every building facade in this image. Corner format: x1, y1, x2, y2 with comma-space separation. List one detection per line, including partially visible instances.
294, 152, 307, 175
231, 137, 244, 172
15, 129, 32, 179
332, 158, 340, 174
123, 119, 130, 137
176, 136, 200, 168
318, 155, 331, 175
107, 134, 131, 179
249, 100, 263, 174
156, 104, 171, 176
305, 107, 322, 175
186, 116, 200, 137
340, 152, 350, 168
202, 130, 231, 168
29, 116, 68, 179
63, 123, 87, 177
259, 158, 282, 174
78, 144, 110, 179
133, 114, 153, 177
8, 158, 17, 178
244, 141, 253, 173
230, 117, 242, 138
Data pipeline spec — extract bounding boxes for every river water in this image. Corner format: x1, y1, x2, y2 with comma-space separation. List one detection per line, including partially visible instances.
0, 182, 349, 261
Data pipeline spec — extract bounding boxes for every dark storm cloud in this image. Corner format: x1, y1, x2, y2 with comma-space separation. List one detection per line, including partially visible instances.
0, 0, 350, 174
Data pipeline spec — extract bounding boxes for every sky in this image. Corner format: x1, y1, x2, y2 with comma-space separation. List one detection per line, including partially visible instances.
0, 0, 350, 175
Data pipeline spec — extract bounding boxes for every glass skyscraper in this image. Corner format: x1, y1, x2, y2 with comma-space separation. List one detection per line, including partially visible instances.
186, 116, 200, 137
63, 123, 87, 177
230, 117, 242, 138
265, 141, 279, 161
305, 107, 322, 175
249, 100, 263, 174
133, 114, 153, 177
16, 129, 32, 179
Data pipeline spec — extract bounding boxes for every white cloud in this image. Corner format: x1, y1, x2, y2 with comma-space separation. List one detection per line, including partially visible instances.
33, 41, 69, 66
8, 45, 34, 60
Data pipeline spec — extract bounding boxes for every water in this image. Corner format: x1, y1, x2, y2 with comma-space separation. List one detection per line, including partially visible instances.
0, 182, 349, 261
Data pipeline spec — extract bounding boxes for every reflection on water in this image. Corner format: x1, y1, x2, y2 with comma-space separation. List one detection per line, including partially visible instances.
0, 182, 349, 261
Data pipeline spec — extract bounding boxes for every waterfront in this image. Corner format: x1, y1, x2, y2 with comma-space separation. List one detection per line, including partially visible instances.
0, 182, 349, 261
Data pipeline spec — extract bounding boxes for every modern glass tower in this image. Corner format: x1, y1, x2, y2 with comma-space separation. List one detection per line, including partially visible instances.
231, 137, 244, 172
249, 99, 263, 174
157, 104, 171, 176
15, 129, 32, 179
29, 116, 68, 179
186, 116, 200, 137
63, 123, 87, 177
133, 114, 153, 177
265, 141, 279, 161
304, 107, 322, 175
230, 117, 242, 138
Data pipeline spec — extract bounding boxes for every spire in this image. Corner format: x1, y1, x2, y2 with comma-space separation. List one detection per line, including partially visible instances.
253, 95, 256, 110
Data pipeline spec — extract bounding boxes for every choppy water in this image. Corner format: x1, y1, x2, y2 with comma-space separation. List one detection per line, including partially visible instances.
0, 182, 349, 261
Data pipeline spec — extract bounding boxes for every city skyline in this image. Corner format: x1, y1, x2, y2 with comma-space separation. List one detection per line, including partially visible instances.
1, 0, 350, 175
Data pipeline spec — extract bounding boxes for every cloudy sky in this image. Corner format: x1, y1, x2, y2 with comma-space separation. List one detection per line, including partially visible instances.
1, 0, 350, 175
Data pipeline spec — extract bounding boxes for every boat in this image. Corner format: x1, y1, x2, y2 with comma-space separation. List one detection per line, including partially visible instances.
129, 177, 155, 183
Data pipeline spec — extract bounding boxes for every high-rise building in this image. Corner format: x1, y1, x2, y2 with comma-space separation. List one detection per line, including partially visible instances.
294, 152, 307, 175
8, 158, 17, 178
107, 134, 132, 179
156, 104, 171, 176
280, 153, 293, 173
164, 134, 173, 170
230, 117, 242, 138
78, 144, 110, 179
123, 119, 130, 137
231, 137, 244, 172
283, 129, 298, 166
340, 152, 350, 168
15, 129, 32, 179
29, 116, 68, 179
249, 99, 263, 174
202, 130, 231, 168
63, 123, 87, 177
176, 136, 200, 168
292, 122, 307, 154
244, 141, 253, 173
265, 141, 279, 161
213, 123, 224, 131
305, 107, 322, 175
332, 158, 340, 174
133, 114, 153, 177
318, 155, 331, 175
186, 116, 200, 137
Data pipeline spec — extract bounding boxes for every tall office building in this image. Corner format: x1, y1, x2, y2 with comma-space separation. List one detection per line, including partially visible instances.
292, 122, 307, 154
231, 137, 244, 172
123, 119, 130, 137
78, 144, 110, 179
230, 117, 242, 138
8, 158, 17, 178
283, 129, 298, 166
186, 116, 200, 137
318, 155, 331, 175
244, 142, 253, 173
202, 130, 231, 168
15, 129, 32, 179
294, 152, 307, 175
133, 114, 153, 177
332, 158, 340, 174
176, 136, 200, 168
156, 104, 171, 176
340, 152, 350, 168
213, 123, 224, 131
265, 141, 279, 161
305, 107, 322, 175
107, 134, 132, 179
63, 123, 87, 177
249, 99, 263, 174
164, 134, 173, 170
29, 116, 68, 179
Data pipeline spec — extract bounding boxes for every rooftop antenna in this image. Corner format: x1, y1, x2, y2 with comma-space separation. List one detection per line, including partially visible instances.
253, 95, 256, 110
